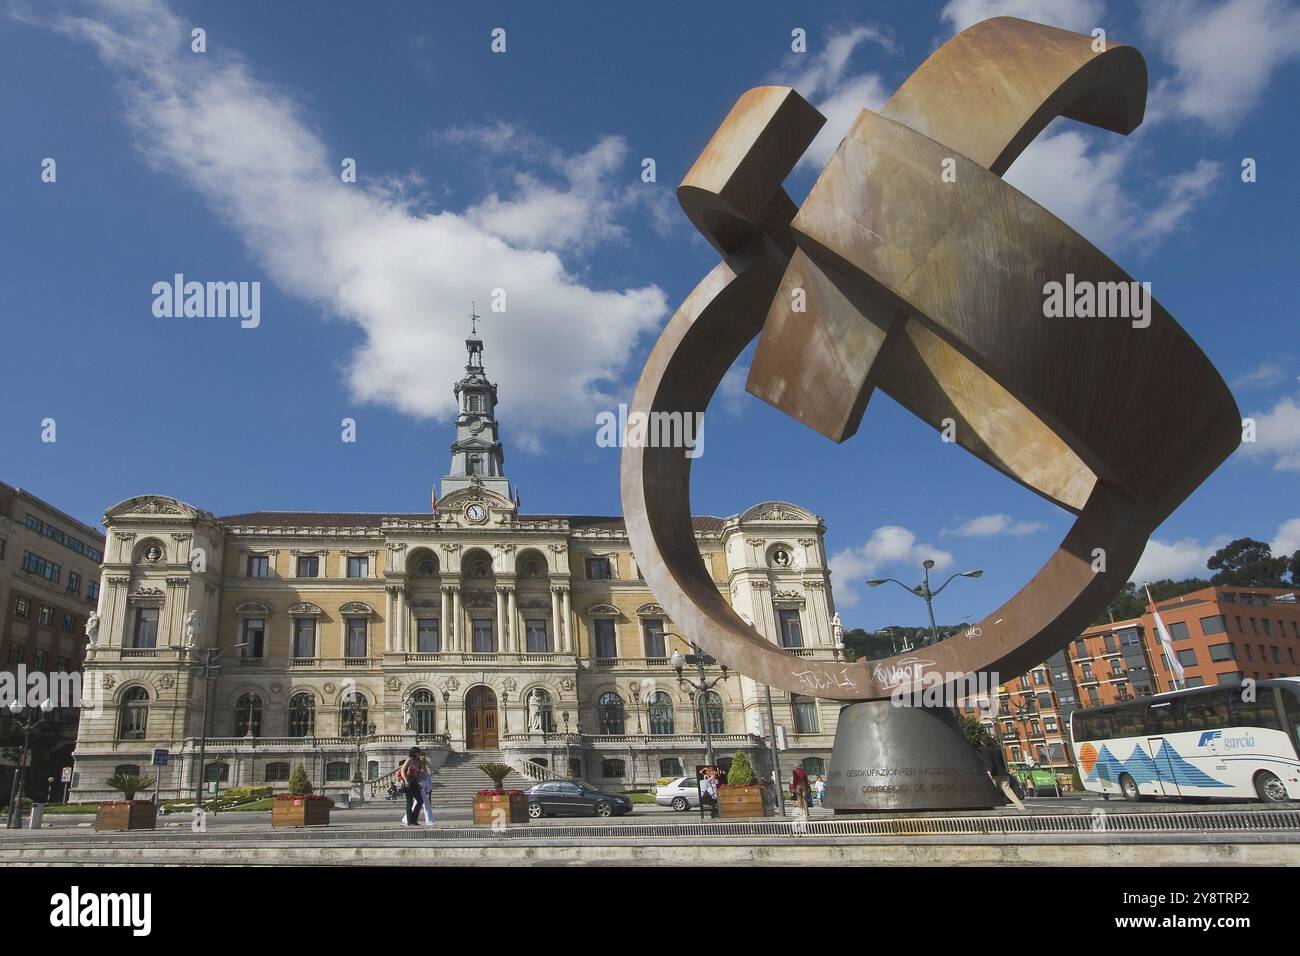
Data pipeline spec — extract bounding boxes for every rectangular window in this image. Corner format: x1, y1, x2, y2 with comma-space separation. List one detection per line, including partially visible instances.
15, 597, 29, 619
62, 613, 75, 633
67, 571, 80, 595
1245, 645, 1255, 661
1200, 614, 1227, 636
293, 618, 316, 658
32, 649, 48, 669
56, 656, 70, 673
1168, 620, 1190, 640
642, 618, 666, 658
345, 618, 367, 658
132, 607, 159, 648
1208, 643, 1235, 662
1236, 615, 1245, 632
791, 694, 819, 734
1176, 648, 1198, 667
1045, 717, 1058, 732
1250, 617, 1259, 636
1117, 627, 1141, 645
585, 557, 612, 580
242, 618, 265, 657
1033, 669, 1045, 685
246, 555, 269, 578
1271, 645, 1282, 664
21, 551, 61, 583
296, 555, 319, 578
525, 618, 548, 653
38, 606, 54, 626
1087, 687, 1101, 706
778, 609, 804, 649
87, 581, 99, 602
594, 618, 617, 659
346, 555, 368, 578
416, 618, 440, 653
7, 643, 24, 664
472, 618, 494, 653
1262, 619, 1273, 637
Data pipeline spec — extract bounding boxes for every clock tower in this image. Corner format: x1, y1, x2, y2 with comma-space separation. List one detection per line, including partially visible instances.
438, 307, 514, 502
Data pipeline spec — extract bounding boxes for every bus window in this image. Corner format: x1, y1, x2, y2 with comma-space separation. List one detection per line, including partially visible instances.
1184, 691, 1232, 731
1147, 700, 1183, 735
1073, 711, 1112, 742
1229, 688, 1282, 731
1282, 688, 1300, 745
1112, 705, 1145, 739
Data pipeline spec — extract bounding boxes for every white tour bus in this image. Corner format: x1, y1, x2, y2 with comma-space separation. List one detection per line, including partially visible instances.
1069, 677, 1300, 803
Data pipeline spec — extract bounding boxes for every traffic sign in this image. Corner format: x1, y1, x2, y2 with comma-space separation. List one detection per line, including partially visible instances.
152, 748, 170, 766
60, 767, 72, 782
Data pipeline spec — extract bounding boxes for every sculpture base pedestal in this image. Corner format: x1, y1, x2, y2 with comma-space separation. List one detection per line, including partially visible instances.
824, 701, 998, 812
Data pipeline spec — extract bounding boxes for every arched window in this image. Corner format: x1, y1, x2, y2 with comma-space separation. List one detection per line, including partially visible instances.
368, 760, 380, 780
117, 687, 149, 740
288, 693, 315, 737
802, 757, 826, 777
597, 692, 625, 735
526, 688, 555, 733
234, 693, 262, 737
204, 761, 230, 783
698, 690, 724, 735
659, 757, 683, 778
412, 689, 436, 735
264, 762, 291, 783
648, 691, 675, 735
341, 692, 370, 737
114, 764, 141, 777
601, 758, 625, 779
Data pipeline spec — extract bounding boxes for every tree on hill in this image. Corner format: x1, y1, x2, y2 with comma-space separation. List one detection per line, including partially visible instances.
1207, 538, 1298, 588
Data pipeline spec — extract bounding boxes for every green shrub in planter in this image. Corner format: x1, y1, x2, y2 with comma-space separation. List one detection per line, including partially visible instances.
726, 751, 756, 786
287, 765, 313, 796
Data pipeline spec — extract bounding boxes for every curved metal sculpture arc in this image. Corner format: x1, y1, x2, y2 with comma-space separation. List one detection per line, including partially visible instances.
620, 17, 1240, 701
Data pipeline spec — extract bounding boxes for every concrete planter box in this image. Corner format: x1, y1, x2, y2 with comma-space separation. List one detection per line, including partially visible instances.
95, 800, 157, 831
718, 785, 770, 818
473, 791, 529, 825
272, 796, 332, 828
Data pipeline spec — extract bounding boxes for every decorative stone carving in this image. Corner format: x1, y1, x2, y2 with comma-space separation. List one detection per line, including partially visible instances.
339, 601, 374, 615
462, 591, 493, 608
439, 543, 463, 554
235, 600, 271, 616
503, 677, 517, 692
165, 577, 190, 587
158, 674, 175, 690
444, 678, 460, 693
559, 677, 574, 693
288, 602, 323, 616
101, 674, 116, 689
386, 677, 402, 692
324, 682, 336, 695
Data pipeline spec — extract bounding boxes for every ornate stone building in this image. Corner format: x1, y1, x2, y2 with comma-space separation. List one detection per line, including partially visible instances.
70, 328, 844, 800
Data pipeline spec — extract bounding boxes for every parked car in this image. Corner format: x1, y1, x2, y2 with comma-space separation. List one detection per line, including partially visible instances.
655, 776, 701, 811
524, 780, 634, 818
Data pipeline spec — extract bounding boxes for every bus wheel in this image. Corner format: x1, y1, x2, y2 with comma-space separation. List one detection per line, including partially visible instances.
1254, 771, 1288, 803
1119, 774, 1142, 802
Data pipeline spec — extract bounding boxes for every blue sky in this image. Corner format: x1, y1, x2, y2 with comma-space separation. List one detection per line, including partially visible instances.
2, 0, 1298, 634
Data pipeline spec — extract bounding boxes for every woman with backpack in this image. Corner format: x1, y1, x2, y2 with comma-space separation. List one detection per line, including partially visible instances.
398, 747, 425, 826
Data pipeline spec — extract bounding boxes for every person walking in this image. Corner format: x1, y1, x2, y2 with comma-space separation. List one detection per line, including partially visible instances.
418, 751, 435, 825
980, 734, 1025, 811
790, 765, 810, 810
398, 747, 425, 826
813, 775, 827, 805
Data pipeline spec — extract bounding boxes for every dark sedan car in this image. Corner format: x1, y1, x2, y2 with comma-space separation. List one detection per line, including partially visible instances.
524, 780, 634, 818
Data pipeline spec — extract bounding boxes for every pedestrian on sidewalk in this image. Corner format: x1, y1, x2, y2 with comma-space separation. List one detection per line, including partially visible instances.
398, 747, 425, 826
418, 752, 434, 825
790, 765, 810, 809
812, 775, 827, 805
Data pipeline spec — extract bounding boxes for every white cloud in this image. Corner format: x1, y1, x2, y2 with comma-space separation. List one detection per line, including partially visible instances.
32, 0, 668, 439
1131, 534, 1229, 583
1239, 396, 1300, 472
939, 0, 1106, 34
1232, 361, 1290, 391
943, 514, 1046, 537
829, 526, 954, 607
1140, 0, 1300, 132
771, 26, 893, 169
716, 364, 751, 416
1004, 128, 1220, 253
1273, 518, 1300, 557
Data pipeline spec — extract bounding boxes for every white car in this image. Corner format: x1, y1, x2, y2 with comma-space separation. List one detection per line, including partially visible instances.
655, 776, 701, 811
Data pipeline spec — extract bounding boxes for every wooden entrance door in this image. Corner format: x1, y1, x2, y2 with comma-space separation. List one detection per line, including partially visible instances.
465, 686, 498, 749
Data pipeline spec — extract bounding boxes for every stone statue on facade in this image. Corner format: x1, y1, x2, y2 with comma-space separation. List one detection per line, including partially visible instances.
528, 692, 545, 733
184, 610, 201, 648
85, 612, 100, 646
831, 612, 845, 646
402, 694, 415, 732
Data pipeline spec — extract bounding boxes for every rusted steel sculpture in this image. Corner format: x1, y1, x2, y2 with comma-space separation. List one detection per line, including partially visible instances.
622, 17, 1239, 704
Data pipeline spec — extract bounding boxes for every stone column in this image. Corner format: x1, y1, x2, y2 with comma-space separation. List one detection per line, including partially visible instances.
107, 576, 131, 649
507, 587, 518, 653
551, 587, 562, 652
561, 588, 572, 654
452, 587, 463, 652
384, 587, 395, 653
495, 588, 508, 653
395, 586, 407, 652
441, 587, 452, 654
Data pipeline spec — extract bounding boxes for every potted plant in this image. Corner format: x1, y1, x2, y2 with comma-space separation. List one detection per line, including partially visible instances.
717, 752, 768, 818
271, 765, 332, 828
95, 771, 158, 831
472, 761, 528, 825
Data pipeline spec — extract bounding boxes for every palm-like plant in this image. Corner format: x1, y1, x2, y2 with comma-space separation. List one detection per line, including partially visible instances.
106, 771, 156, 801
477, 762, 514, 791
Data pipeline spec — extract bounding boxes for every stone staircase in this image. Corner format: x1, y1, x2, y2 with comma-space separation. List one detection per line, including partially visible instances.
423, 751, 532, 810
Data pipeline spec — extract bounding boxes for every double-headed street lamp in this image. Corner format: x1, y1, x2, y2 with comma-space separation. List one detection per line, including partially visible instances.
190, 641, 247, 807
866, 560, 983, 646
669, 637, 728, 767
5, 698, 54, 829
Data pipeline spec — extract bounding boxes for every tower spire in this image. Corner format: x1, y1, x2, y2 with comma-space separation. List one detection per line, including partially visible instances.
437, 303, 513, 505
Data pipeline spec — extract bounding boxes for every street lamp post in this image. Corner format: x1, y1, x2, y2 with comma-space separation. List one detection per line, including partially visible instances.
5, 698, 54, 829
351, 720, 377, 789
190, 642, 246, 808
669, 637, 728, 767
866, 562, 983, 646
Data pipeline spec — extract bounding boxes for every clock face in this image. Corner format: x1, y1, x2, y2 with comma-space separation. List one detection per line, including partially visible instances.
465, 504, 486, 523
